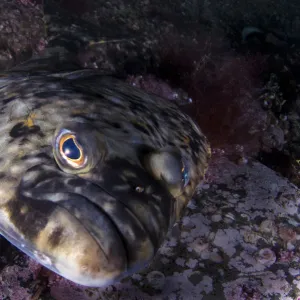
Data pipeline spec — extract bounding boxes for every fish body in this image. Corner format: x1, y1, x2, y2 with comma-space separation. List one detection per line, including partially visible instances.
0, 70, 210, 287
0, 1, 210, 287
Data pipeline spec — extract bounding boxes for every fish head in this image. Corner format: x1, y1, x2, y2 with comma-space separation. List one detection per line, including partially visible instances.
0, 74, 210, 287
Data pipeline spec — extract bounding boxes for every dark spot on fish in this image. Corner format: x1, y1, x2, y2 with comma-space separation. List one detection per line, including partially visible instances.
132, 122, 150, 135
111, 122, 122, 129
67, 178, 85, 187
160, 111, 170, 118
5, 199, 55, 240
48, 180, 67, 191
48, 226, 64, 248
21, 153, 52, 161
106, 121, 121, 129
10, 123, 27, 138
34, 91, 65, 98
3, 96, 17, 105
20, 165, 64, 190
128, 101, 147, 113
152, 118, 160, 129
189, 136, 201, 152
146, 124, 156, 135
137, 145, 155, 161
10, 123, 40, 138
189, 151, 199, 166
19, 138, 30, 146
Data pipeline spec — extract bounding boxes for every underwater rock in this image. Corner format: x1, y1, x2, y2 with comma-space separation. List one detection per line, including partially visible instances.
0, 0, 44, 70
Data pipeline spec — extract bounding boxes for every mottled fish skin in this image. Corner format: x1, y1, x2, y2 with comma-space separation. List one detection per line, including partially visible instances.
0, 70, 210, 287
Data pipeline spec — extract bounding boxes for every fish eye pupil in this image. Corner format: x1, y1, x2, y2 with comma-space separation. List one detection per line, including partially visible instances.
62, 138, 81, 160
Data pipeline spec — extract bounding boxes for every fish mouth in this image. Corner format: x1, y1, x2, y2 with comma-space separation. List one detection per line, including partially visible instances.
6, 162, 173, 286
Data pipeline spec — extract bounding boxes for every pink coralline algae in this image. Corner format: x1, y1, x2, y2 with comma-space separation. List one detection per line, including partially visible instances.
0, 256, 41, 300
256, 248, 277, 266
278, 250, 295, 263
278, 226, 297, 243
224, 282, 263, 300
35, 37, 48, 53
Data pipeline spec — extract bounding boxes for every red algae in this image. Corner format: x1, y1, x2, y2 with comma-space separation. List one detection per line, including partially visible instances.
154, 30, 269, 158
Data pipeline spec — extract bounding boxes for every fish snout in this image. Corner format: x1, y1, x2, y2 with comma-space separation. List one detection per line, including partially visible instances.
2, 193, 128, 286
14, 162, 174, 286
8, 164, 130, 286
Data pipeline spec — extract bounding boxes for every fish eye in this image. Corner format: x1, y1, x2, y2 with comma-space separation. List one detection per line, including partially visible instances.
59, 133, 86, 168
144, 150, 190, 192
53, 124, 105, 174
54, 129, 88, 171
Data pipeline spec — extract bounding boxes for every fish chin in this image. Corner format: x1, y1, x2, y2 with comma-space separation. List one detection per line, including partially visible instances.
0, 190, 128, 287
0, 203, 127, 287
